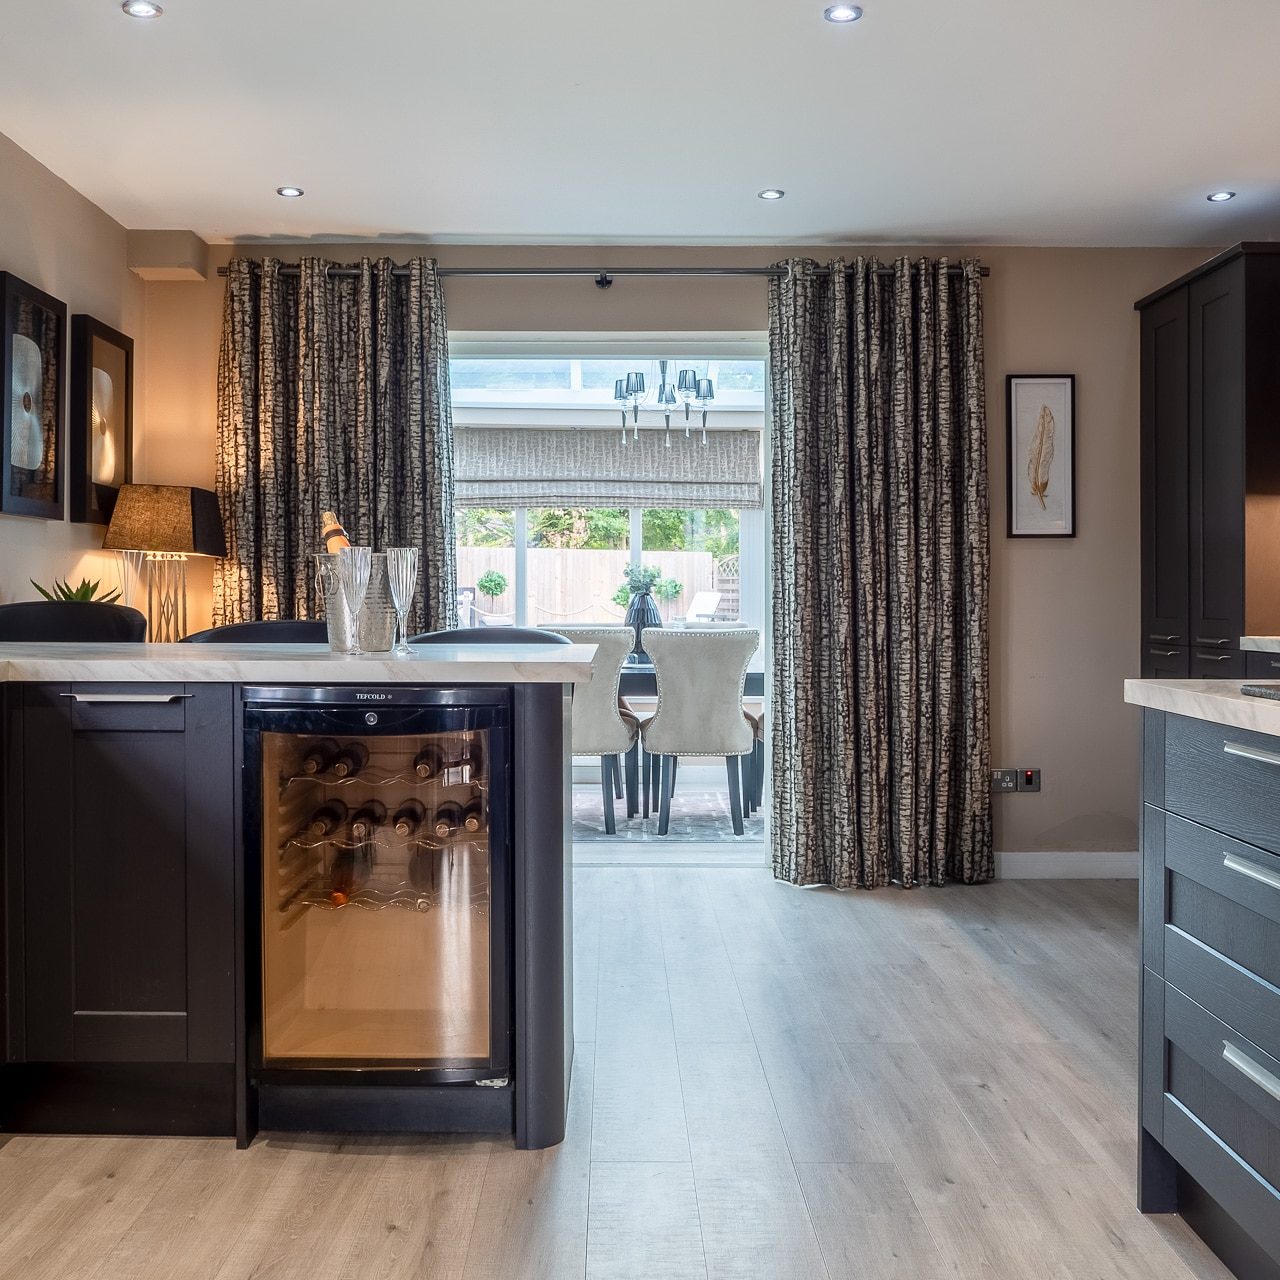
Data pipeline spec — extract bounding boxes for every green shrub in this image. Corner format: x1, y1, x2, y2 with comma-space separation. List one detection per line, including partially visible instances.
476, 570, 508, 599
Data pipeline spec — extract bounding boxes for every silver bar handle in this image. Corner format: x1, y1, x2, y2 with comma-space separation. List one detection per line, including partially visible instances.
1197, 653, 1234, 662
1194, 637, 1231, 647
61, 693, 192, 705
1222, 1041, 1280, 1103
1149, 649, 1179, 657
1222, 740, 1280, 768
1149, 634, 1181, 643
1223, 851, 1280, 892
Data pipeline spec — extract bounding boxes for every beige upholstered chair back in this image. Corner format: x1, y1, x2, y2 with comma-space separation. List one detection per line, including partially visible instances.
641, 627, 759, 757
547, 626, 637, 755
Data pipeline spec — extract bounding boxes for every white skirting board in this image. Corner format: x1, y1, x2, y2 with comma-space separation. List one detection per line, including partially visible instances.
996, 850, 1139, 879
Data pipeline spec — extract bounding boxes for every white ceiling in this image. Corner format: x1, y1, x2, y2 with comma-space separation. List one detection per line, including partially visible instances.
5, 0, 1280, 247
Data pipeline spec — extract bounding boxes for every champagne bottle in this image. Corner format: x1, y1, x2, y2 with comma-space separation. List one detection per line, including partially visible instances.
299, 738, 340, 777
432, 800, 464, 839
462, 796, 486, 834
331, 742, 369, 779
321, 510, 351, 553
393, 799, 426, 837
413, 743, 445, 780
457, 738, 485, 783
328, 848, 370, 905
350, 799, 387, 840
306, 799, 349, 838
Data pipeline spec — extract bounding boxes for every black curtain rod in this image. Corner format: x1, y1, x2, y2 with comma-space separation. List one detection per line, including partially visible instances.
214, 262, 990, 281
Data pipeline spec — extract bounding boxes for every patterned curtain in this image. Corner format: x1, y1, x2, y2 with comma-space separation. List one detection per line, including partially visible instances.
215, 256, 456, 631
768, 257, 991, 888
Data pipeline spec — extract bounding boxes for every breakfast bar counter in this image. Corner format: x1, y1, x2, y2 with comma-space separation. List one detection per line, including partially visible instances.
1, 641, 594, 1152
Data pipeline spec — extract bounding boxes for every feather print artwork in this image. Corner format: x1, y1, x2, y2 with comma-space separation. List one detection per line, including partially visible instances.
1026, 404, 1055, 510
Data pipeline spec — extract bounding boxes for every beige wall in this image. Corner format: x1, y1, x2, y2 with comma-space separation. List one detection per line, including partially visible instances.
0, 134, 145, 603
0, 150, 1213, 855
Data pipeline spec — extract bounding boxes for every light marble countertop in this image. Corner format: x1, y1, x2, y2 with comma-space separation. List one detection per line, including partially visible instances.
1125, 677, 1280, 736
1241, 636, 1280, 652
0, 641, 596, 685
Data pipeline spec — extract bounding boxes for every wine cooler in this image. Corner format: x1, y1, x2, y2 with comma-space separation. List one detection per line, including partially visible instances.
242, 686, 511, 1116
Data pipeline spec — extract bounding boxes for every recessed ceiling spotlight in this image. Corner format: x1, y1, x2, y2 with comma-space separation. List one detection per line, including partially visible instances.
757, 189, 786, 201
276, 186, 305, 198
824, 4, 863, 21
1206, 190, 1236, 202
121, 1, 163, 17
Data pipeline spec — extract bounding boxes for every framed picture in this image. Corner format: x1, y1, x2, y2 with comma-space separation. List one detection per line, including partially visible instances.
1, 272, 66, 520
70, 315, 133, 524
1007, 374, 1075, 537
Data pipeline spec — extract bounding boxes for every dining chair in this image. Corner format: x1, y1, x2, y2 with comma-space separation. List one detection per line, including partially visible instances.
547, 626, 640, 833
0, 601, 147, 642
639, 627, 760, 836
410, 626, 572, 645
182, 619, 328, 643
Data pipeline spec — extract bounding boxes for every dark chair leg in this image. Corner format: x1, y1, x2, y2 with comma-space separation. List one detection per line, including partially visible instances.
612, 754, 624, 800
641, 748, 651, 819
726, 755, 744, 836
650, 749, 661, 813
658, 755, 673, 836
624, 742, 639, 818
754, 738, 765, 808
600, 755, 617, 835
740, 753, 754, 816
670, 755, 678, 797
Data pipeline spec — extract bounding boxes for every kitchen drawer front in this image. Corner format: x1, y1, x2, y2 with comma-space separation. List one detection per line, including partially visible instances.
1163, 1098, 1280, 1262
1189, 649, 1244, 679
1245, 651, 1280, 681
1142, 645, 1190, 679
1165, 713, 1280, 854
1164, 927, 1280, 1067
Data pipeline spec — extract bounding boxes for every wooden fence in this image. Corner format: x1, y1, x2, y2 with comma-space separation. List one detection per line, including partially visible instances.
457, 547, 730, 624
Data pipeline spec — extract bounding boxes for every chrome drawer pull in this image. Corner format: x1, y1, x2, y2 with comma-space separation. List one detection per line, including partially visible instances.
1149, 649, 1180, 657
1222, 740, 1280, 768
61, 693, 192, 705
1222, 1041, 1280, 1103
1198, 653, 1234, 662
1194, 637, 1231, 646
1149, 634, 1181, 643
1223, 852, 1280, 892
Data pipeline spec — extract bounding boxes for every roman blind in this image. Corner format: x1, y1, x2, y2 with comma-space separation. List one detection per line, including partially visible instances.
454, 427, 763, 508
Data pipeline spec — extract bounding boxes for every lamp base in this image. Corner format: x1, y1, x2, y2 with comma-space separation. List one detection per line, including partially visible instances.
145, 553, 189, 642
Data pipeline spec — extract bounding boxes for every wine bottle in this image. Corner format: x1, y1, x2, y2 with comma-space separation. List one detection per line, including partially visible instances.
350, 799, 387, 840
330, 742, 369, 779
462, 796, 486, 834
328, 848, 370, 905
393, 799, 426, 837
432, 800, 464, 839
306, 799, 349, 838
321, 510, 351, 553
456, 738, 485, 783
413, 743, 445, 780
300, 738, 340, 776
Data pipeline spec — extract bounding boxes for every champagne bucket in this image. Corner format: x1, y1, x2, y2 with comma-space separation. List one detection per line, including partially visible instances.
313, 552, 397, 653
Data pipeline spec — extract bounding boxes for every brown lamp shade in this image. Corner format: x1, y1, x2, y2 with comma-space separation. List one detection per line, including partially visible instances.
102, 483, 227, 557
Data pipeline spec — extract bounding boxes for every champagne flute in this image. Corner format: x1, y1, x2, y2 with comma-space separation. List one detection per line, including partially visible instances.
336, 546, 372, 656
385, 546, 420, 656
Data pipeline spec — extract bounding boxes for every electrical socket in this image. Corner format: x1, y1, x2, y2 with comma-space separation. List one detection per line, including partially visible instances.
990, 769, 1019, 794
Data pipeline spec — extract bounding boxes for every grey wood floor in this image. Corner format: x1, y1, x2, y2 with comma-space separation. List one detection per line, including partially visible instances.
0, 873, 1234, 1280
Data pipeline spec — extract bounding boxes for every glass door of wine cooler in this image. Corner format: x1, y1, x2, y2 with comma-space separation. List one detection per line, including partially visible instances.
243, 688, 510, 1080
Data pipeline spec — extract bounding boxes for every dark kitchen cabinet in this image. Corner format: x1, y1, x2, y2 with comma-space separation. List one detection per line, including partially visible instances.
2, 683, 238, 1135
1137, 245, 1280, 677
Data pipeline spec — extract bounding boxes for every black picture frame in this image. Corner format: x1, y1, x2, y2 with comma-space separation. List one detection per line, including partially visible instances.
69, 315, 134, 525
1, 271, 66, 520
1006, 373, 1076, 538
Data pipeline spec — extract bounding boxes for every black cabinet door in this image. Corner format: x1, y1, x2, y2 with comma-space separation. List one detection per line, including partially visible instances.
1141, 645, 1190, 679
1188, 260, 1246, 648
1245, 651, 1280, 680
1141, 288, 1190, 646
1189, 649, 1244, 680
18, 684, 236, 1065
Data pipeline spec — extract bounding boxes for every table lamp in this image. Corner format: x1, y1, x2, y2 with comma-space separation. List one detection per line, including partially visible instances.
103, 484, 226, 640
